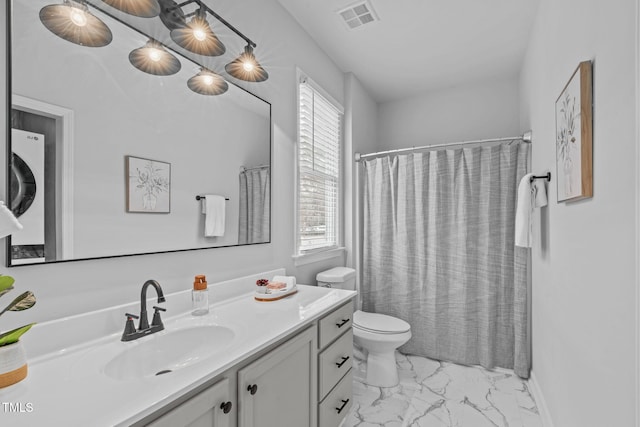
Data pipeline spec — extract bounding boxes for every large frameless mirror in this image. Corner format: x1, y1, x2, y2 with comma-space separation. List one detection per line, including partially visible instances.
8, 0, 271, 265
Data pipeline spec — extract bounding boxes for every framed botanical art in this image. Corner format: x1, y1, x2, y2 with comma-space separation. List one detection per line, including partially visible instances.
555, 60, 593, 202
126, 156, 171, 213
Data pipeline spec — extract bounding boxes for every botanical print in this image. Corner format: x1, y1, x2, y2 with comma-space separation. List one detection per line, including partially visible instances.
556, 71, 582, 201
126, 156, 170, 213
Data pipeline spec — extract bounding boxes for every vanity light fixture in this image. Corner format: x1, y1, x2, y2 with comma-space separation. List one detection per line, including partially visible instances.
129, 39, 181, 76
101, 0, 161, 18
225, 44, 268, 83
39, 0, 269, 83
170, 8, 225, 56
187, 68, 228, 95
39, 0, 113, 47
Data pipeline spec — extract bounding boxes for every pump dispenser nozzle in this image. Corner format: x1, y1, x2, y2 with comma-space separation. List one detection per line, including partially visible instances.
194, 275, 207, 290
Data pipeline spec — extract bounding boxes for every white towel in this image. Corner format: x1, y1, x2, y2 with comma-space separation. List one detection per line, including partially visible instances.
201, 195, 226, 237
515, 174, 548, 248
272, 275, 297, 292
0, 201, 22, 239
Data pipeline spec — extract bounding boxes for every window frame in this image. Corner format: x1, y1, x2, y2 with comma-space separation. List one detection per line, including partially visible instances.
294, 70, 345, 260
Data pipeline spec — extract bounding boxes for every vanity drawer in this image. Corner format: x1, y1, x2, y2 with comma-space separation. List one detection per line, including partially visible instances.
318, 369, 353, 427
319, 301, 353, 348
319, 329, 353, 400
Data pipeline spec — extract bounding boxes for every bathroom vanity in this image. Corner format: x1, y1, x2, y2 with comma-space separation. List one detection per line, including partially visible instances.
144, 323, 317, 427
0, 270, 356, 427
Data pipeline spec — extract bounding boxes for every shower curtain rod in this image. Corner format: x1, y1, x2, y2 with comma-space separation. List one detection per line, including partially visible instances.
354, 131, 532, 162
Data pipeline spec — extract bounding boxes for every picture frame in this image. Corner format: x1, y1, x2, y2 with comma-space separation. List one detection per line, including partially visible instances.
126, 156, 171, 213
555, 60, 593, 202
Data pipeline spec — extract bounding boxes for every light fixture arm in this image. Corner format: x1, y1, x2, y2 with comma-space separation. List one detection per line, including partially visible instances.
183, 6, 207, 21
167, 0, 257, 48
198, 2, 256, 48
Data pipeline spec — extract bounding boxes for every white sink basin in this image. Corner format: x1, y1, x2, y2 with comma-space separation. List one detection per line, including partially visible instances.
103, 325, 235, 380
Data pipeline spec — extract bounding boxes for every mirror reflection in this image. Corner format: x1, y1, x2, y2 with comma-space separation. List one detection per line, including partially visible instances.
9, 0, 272, 265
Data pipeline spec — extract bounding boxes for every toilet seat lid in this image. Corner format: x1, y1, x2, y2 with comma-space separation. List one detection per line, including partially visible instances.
353, 310, 411, 334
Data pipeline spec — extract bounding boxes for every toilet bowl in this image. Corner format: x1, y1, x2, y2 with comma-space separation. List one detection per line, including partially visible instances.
352, 310, 411, 387
316, 267, 412, 388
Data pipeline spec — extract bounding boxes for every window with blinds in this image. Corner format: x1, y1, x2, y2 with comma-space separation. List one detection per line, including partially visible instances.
297, 79, 342, 253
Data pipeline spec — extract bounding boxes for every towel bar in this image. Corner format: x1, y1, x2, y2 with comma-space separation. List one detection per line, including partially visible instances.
196, 195, 230, 201
529, 172, 551, 183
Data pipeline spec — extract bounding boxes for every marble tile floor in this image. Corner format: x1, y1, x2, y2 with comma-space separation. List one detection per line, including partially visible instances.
341, 351, 542, 427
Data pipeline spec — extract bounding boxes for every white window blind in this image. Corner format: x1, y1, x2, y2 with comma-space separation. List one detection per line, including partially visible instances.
297, 80, 342, 253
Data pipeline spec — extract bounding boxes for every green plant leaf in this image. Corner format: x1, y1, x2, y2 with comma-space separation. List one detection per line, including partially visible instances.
0, 291, 36, 317
10, 291, 36, 311
0, 323, 35, 346
0, 275, 15, 298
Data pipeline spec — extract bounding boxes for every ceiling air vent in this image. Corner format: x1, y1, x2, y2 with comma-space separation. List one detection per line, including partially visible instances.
338, 0, 379, 30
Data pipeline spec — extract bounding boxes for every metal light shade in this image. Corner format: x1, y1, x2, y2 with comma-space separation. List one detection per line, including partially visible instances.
225, 45, 268, 82
187, 69, 228, 96
40, 0, 113, 47
170, 13, 225, 56
101, 0, 160, 18
129, 40, 181, 76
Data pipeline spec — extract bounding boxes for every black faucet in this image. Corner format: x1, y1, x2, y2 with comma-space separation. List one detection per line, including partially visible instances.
121, 279, 167, 342
139, 279, 166, 329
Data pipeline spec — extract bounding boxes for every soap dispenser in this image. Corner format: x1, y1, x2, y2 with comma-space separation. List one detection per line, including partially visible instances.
192, 275, 209, 316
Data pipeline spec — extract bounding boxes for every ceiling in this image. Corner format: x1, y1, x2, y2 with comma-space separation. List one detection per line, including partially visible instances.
277, 0, 540, 103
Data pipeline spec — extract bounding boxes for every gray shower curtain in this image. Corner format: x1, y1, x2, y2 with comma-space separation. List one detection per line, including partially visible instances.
361, 140, 530, 378
238, 167, 270, 244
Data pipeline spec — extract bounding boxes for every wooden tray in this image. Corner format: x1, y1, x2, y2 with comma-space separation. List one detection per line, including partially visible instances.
254, 287, 298, 302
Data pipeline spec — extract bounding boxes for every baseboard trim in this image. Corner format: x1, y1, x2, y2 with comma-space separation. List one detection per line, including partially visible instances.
528, 371, 554, 427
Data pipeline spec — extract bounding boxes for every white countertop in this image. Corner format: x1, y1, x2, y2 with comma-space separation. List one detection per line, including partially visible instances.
0, 279, 355, 426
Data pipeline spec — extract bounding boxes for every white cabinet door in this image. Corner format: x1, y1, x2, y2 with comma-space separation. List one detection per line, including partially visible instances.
147, 378, 233, 427
238, 326, 317, 427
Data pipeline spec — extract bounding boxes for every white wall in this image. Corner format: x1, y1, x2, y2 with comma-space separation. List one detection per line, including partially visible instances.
0, 0, 347, 329
519, 0, 637, 426
377, 77, 521, 151
344, 73, 378, 271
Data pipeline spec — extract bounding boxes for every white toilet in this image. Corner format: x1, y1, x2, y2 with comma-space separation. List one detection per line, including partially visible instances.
316, 267, 412, 388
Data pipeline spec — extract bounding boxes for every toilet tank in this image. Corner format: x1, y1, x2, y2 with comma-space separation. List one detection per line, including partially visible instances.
316, 267, 356, 290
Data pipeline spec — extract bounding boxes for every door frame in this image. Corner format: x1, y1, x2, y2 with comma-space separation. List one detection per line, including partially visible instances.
11, 94, 74, 261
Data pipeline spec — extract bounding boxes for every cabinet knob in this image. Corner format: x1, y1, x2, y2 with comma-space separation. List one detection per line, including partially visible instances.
335, 399, 350, 414
247, 384, 258, 395
335, 318, 350, 328
336, 356, 350, 368
220, 401, 233, 414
